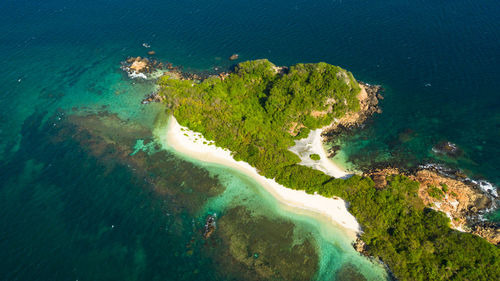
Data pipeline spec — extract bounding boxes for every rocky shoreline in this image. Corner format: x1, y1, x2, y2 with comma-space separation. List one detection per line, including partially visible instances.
323, 82, 382, 133
139, 69, 230, 104
121, 56, 222, 81
141, 90, 165, 104
133, 57, 499, 246
120, 56, 230, 104
362, 166, 499, 245
311, 78, 499, 247
121, 56, 176, 79
321, 82, 383, 159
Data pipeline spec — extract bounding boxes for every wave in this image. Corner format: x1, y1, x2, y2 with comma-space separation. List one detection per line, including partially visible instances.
419, 163, 498, 198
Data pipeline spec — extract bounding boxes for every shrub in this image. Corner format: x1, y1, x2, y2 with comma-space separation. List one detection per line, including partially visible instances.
440, 183, 449, 193
309, 154, 320, 160
427, 185, 444, 199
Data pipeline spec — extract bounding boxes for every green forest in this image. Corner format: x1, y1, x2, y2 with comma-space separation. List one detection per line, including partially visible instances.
158, 59, 500, 280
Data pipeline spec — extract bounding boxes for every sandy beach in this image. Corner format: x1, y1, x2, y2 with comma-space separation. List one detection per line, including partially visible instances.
289, 128, 348, 178
161, 116, 360, 237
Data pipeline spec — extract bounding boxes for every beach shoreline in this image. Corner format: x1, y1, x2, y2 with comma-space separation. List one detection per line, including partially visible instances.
160, 116, 361, 239
289, 128, 349, 179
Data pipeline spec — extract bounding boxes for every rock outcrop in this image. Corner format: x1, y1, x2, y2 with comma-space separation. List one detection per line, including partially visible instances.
323, 82, 383, 141
471, 222, 500, 245
127, 56, 154, 73
364, 167, 499, 245
367, 167, 400, 189
352, 237, 368, 255
122, 55, 189, 79
411, 169, 494, 229
121, 56, 164, 79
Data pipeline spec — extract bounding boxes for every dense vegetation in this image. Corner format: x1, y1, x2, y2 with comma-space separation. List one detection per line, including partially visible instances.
159, 60, 500, 280
160, 59, 360, 179
309, 154, 321, 161
427, 185, 445, 199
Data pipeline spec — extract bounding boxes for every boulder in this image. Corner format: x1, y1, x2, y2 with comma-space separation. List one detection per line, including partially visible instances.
130, 60, 148, 72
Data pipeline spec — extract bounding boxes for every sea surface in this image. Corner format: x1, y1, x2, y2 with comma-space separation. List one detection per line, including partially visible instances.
1, 0, 499, 280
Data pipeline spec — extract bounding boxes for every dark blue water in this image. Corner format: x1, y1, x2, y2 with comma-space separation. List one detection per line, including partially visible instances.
1, 0, 500, 279
3, 0, 499, 181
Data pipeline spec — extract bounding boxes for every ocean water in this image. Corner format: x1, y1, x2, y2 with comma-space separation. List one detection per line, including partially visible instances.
1, 0, 499, 280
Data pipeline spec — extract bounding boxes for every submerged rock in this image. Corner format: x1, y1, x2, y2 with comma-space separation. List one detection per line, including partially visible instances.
336, 263, 368, 281
432, 141, 463, 158
202, 214, 216, 239
141, 91, 165, 104
398, 128, 417, 143
215, 206, 319, 280
229, 54, 239, 60
326, 144, 341, 158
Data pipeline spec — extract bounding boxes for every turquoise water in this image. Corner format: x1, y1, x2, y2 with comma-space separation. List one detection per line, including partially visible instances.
3, 0, 499, 185
1, 0, 500, 279
157, 124, 389, 280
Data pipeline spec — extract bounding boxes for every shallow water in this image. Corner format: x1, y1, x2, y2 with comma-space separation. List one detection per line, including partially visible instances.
3, 0, 498, 185
162, 141, 388, 280
1, 0, 499, 279
0, 108, 387, 280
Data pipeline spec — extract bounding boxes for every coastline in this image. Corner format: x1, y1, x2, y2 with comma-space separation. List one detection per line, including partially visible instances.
148, 57, 499, 279
289, 128, 349, 179
160, 116, 361, 239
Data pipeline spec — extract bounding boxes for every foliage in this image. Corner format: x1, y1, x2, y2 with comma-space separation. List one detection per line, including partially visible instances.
348, 175, 500, 281
427, 185, 445, 199
309, 154, 321, 160
440, 183, 449, 193
158, 60, 500, 280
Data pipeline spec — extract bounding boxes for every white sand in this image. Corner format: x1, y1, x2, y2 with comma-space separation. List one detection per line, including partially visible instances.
289, 128, 349, 178
161, 116, 360, 235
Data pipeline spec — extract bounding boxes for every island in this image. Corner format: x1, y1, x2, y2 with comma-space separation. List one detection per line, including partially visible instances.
149, 59, 499, 280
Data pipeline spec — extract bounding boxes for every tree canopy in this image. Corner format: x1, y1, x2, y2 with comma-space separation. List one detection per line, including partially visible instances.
158, 60, 500, 280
